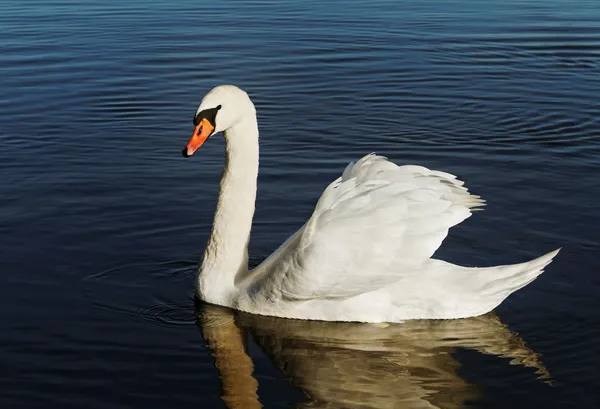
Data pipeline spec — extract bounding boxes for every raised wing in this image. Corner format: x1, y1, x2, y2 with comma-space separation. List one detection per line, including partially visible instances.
258, 154, 484, 301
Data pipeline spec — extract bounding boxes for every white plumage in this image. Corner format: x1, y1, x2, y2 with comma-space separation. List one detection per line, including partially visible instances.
184, 85, 559, 322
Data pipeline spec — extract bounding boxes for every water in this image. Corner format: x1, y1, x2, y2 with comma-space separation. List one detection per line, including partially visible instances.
1, 0, 599, 407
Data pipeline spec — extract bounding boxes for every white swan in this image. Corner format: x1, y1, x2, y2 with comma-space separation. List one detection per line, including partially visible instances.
182, 85, 559, 322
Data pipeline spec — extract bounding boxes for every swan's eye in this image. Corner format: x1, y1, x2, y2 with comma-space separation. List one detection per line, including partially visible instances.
194, 105, 221, 127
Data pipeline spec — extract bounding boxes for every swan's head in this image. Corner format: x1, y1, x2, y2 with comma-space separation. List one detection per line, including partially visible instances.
182, 85, 255, 157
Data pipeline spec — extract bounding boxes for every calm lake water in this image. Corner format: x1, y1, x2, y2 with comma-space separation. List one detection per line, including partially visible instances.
1, 0, 599, 407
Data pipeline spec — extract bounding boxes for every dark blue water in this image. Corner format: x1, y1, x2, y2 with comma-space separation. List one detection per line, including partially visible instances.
1, 0, 599, 407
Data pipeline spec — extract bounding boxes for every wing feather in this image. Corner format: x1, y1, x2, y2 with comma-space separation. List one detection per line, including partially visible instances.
268, 154, 484, 301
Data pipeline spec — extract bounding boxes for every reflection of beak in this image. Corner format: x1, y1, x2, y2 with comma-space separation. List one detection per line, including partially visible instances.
182, 118, 215, 157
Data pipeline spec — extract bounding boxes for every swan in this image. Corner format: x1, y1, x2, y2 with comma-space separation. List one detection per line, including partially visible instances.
182, 84, 560, 322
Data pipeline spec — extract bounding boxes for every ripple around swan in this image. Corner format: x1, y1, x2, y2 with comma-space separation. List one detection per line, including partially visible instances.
83, 260, 198, 327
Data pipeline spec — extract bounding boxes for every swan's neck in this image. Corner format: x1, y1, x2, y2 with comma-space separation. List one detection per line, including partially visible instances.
198, 116, 259, 304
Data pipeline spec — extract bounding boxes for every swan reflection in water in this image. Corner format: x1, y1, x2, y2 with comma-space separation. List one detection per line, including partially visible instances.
197, 302, 550, 409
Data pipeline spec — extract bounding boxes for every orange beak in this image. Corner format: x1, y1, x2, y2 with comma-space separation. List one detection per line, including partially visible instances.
183, 118, 215, 157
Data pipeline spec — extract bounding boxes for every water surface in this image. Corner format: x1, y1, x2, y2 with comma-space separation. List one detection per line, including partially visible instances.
1, 0, 599, 408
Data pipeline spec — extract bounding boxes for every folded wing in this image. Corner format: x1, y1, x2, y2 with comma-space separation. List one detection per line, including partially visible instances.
266, 154, 485, 301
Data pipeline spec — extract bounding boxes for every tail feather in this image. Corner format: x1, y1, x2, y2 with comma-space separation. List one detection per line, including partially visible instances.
424, 248, 561, 319
479, 248, 560, 296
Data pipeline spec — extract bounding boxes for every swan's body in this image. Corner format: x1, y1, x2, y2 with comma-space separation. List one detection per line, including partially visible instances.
183, 85, 559, 323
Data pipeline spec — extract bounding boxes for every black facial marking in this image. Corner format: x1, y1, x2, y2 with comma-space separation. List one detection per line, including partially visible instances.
193, 105, 221, 127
